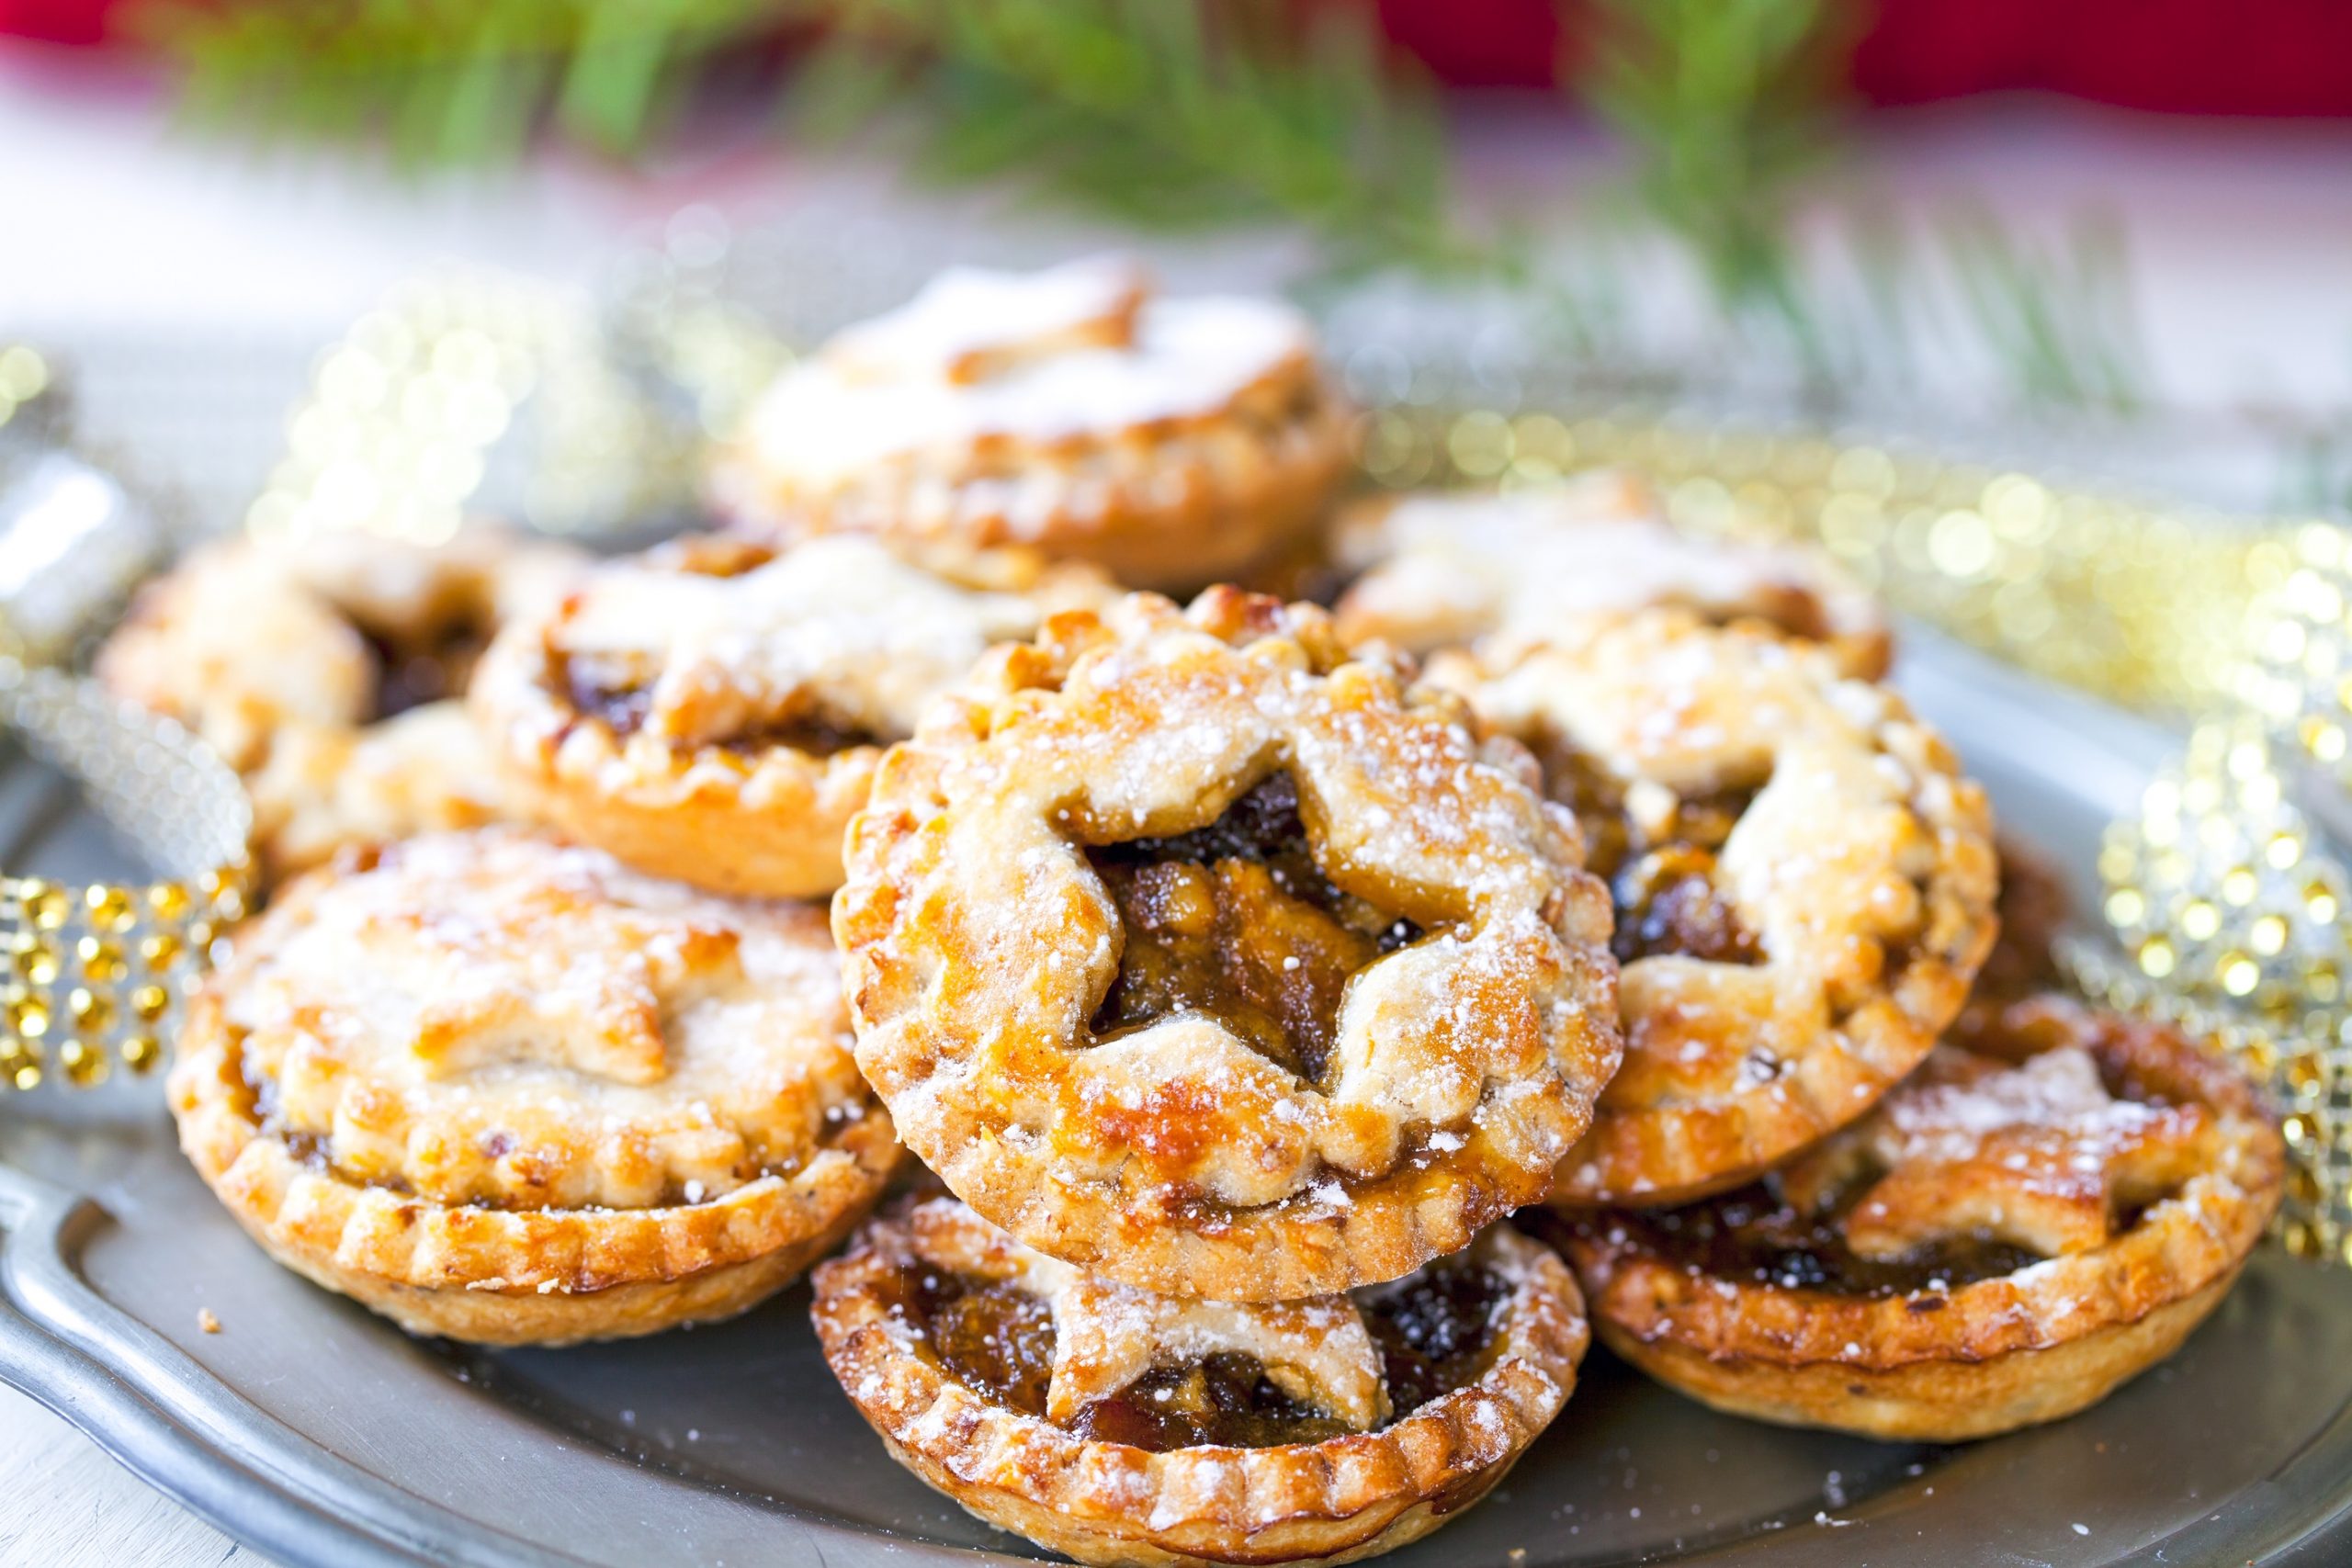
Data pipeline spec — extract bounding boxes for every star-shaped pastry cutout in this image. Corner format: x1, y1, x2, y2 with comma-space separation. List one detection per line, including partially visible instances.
1832, 1044, 2219, 1260
368, 874, 741, 1087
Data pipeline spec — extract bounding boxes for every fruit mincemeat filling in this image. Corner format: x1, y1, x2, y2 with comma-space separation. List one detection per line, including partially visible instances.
1087, 773, 1420, 1084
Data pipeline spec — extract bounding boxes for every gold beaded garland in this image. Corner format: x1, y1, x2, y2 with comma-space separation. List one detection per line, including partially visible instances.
0, 659, 252, 1093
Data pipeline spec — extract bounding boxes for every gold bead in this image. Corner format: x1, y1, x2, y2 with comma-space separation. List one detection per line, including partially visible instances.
139, 931, 184, 970
15, 938, 59, 986
76, 936, 126, 983
147, 882, 192, 921
20, 881, 68, 930
119, 1033, 161, 1074
85, 885, 136, 932
130, 984, 168, 1021
1445, 411, 1512, 478
68, 987, 113, 1032
58, 1039, 106, 1087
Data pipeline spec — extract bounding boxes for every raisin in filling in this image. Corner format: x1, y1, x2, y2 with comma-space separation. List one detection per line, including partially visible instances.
229, 1038, 380, 1186
1362, 1256, 1509, 1416
360, 617, 491, 721
1627, 1177, 2044, 1298
1069, 1353, 1354, 1452
1538, 741, 1762, 966
907, 1267, 1057, 1417
1087, 773, 1420, 1084
556, 658, 881, 757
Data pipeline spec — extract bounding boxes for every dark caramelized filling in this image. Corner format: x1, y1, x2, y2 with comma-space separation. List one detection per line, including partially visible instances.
1629, 1178, 2043, 1298
1538, 741, 1762, 966
562, 662, 656, 737
360, 617, 491, 721
729, 713, 882, 758
1362, 1255, 1509, 1415
1087, 773, 1420, 1084
557, 659, 880, 756
903, 1254, 1515, 1450
1070, 1353, 1353, 1452
1976, 836, 2071, 999
907, 1267, 1057, 1417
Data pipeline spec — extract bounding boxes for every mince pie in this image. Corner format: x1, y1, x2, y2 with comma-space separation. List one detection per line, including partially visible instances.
169, 828, 899, 1345
710, 257, 1351, 592
469, 534, 1107, 898
96, 524, 582, 878
1333, 472, 1890, 677
833, 588, 1622, 1302
813, 1197, 1587, 1568
1551, 992, 2283, 1440
1430, 611, 1997, 1206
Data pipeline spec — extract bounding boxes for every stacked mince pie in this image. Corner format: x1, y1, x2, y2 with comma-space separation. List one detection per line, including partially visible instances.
103, 258, 2286, 1567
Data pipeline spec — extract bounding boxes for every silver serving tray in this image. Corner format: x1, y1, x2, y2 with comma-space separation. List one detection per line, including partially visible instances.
4, 628, 2351, 1568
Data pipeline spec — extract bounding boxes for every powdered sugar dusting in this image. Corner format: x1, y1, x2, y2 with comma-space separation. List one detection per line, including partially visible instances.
750, 266, 1313, 482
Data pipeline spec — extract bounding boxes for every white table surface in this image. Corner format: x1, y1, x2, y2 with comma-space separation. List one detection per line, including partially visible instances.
6, 41, 2352, 1568
0, 1399, 251, 1566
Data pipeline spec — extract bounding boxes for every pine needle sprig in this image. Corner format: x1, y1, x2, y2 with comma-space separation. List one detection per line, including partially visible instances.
138, 0, 776, 164
784, 0, 1466, 277
1580, 0, 1851, 373
1939, 206, 2145, 412
137, 0, 1472, 277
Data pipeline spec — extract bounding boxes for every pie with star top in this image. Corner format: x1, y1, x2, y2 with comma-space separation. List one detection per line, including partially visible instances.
709, 256, 1352, 592
1547, 992, 2283, 1441
812, 1196, 1588, 1568
168, 828, 899, 1345
1429, 610, 1998, 1207
832, 587, 1623, 1303
96, 524, 584, 879
469, 532, 1108, 898
1332, 471, 1891, 678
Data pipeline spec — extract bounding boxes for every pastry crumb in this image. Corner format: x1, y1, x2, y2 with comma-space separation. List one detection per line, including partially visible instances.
197, 1308, 221, 1334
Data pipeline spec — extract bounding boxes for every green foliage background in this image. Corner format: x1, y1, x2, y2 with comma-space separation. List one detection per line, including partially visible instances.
136, 0, 2148, 414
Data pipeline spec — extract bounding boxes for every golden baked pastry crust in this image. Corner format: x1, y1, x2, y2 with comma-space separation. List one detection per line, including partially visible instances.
812, 1198, 1588, 1568
469, 534, 1106, 899
244, 701, 508, 878
1434, 612, 1996, 1207
1551, 993, 2283, 1441
711, 258, 1351, 592
834, 588, 1622, 1302
169, 829, 899, 1345
95, 525, 582, 877
1333, 472, 1891, 678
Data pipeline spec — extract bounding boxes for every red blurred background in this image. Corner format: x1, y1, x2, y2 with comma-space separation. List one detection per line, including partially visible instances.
9, 0, 2352, 116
